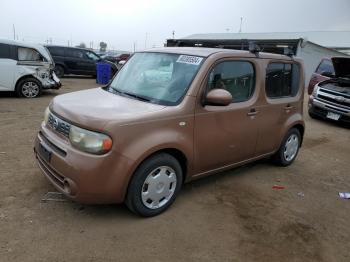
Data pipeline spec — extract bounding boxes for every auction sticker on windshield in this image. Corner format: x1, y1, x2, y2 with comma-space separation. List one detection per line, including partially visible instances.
176, 55, 203, 65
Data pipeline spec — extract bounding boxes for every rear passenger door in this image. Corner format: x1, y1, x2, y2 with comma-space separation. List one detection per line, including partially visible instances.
194, 60, 260, 174
65, 49, 94, 75
0, 43, 16, 91
255, 62, 302, 155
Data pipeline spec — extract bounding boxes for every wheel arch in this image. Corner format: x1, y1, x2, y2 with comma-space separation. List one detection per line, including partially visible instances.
122, 147, 189, 201
15, 75, 42, 90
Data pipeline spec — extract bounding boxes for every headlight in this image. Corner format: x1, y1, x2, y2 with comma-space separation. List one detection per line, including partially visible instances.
312, 85, 319, 96
69, 126, 112, 155
43, 107, 50, 125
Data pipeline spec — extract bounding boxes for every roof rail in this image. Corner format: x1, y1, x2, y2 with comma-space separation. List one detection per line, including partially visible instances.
248, 41, 260, 55
283, 47, 294, 57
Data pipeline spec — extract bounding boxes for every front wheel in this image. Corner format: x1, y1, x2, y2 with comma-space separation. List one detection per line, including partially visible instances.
16, 78, 42, 98
125, 153, 183, 217
272, 128, 301, 166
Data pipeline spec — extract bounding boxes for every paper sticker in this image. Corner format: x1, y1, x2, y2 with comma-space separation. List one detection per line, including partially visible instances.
176, 55, 203, 65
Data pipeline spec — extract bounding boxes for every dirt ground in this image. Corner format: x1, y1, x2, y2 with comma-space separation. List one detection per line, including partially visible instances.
0, 78, 349, 262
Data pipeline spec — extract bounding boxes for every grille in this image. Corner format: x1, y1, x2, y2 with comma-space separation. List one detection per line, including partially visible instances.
317, 88, 350, 109
47, 113, 71, 138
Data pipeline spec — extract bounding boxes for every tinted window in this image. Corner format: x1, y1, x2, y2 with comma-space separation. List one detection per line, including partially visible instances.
316, 59, 334, 74
208, 61, 255, 103
47, 47, 64, 56
66, 49, 84, 59
265, 63, 300, 98
18, 47, 44, 61
0, 43, 12, 59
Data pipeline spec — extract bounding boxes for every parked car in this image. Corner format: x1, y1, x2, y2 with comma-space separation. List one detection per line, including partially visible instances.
34, 47, 305, 216
46, 46, 117, 78
307, 58, 335, 95
101, 53, 131, 64
308, 57, 350, 123
0, 39, 61, 98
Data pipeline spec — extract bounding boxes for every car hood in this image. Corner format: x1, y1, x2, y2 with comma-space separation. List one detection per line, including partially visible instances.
332, 57, 350, 78
50, 88, 166, 130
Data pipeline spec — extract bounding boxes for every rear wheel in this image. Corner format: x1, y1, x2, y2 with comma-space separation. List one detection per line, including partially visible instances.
125, 153, 183, 217
16, 78, 42, 98
54, 65, 65, 78
272, 128, 301, 166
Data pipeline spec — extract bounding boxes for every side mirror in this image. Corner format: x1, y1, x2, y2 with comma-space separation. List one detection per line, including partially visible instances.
205, 89, 232, 106
321, 71, 334, 78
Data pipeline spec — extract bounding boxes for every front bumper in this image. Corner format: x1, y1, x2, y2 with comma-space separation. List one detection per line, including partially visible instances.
308, 96, 350, 123
33, 123, 134, 204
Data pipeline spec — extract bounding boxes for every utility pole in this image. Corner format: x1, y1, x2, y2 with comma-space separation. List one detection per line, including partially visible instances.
172, 30, 175, 39
239, 17, 243, 33
133, 42, 136, 52
13, 24, 16, 40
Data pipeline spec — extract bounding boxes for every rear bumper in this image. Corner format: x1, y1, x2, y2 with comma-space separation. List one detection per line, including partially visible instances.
41, 78, 61, 90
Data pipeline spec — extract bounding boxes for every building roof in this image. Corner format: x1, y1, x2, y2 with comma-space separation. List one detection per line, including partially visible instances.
183, 31, 350, 48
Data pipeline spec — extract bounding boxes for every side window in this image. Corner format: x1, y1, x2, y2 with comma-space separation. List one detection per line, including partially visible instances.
207, 61, 255, 103
18, 47, 44, 61
265, 63, 300, 98
48, 47, 64, 56
0, 43, 12, 59
316, 59, 334, 74
66, 49, 84, 59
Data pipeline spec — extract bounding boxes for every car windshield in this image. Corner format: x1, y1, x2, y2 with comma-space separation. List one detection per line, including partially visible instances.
86, 51, 100, 61
109, 52, 204, 105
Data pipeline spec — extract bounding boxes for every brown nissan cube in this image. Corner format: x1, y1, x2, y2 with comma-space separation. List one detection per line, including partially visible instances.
34, 47, 305, 216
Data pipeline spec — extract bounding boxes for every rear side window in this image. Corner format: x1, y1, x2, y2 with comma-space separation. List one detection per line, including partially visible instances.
0, 43, 12, 59
265, 63, 300, 98
66, 49, 84, 59
208, 61, 255, 103
18, 47, 45, 61
47, 47, 64, 56
316, 59, 334, 74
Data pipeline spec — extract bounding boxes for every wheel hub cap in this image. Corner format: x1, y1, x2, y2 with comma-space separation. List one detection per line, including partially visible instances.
284, 134, 299, 161
141, 166, 177, 209
22, 82, 39, 98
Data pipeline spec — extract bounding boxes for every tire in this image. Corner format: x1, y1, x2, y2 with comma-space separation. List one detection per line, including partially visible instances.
15, 77, 42, 98
125, 153, 183, 217
54, 65, 65, 78
308, 108, 317, 119
272, 128, 301, 167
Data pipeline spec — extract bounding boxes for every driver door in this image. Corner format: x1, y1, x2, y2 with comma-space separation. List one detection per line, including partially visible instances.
194, 60, 259, 174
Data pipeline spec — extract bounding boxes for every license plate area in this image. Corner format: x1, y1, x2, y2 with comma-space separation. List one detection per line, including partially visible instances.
326, 111, 340, 121
39, 143, 52, 163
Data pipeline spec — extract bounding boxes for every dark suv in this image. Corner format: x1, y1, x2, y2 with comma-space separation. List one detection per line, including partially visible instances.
46, 46, 117, 78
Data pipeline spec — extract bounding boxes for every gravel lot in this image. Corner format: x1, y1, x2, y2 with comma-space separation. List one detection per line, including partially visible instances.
0, 78, 349, 262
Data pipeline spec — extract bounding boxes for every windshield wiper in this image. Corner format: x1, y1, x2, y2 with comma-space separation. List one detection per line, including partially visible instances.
108, 87, 152, 102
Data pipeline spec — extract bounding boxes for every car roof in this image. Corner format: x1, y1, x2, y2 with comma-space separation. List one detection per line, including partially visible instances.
45, 45, 94, 52
143, 47, 298, 61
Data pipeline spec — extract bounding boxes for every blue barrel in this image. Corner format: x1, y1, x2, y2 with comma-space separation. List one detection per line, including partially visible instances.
96, 63, 112, 84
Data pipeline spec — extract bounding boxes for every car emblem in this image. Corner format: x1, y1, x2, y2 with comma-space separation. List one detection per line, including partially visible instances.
53, 118, 59, 130
334, 96, 345, 103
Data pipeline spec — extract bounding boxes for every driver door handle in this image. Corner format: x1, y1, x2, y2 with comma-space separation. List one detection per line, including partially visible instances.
247, 108, 259, 116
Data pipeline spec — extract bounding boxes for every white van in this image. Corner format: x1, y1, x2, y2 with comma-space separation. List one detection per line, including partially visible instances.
0, 39, 61, 98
